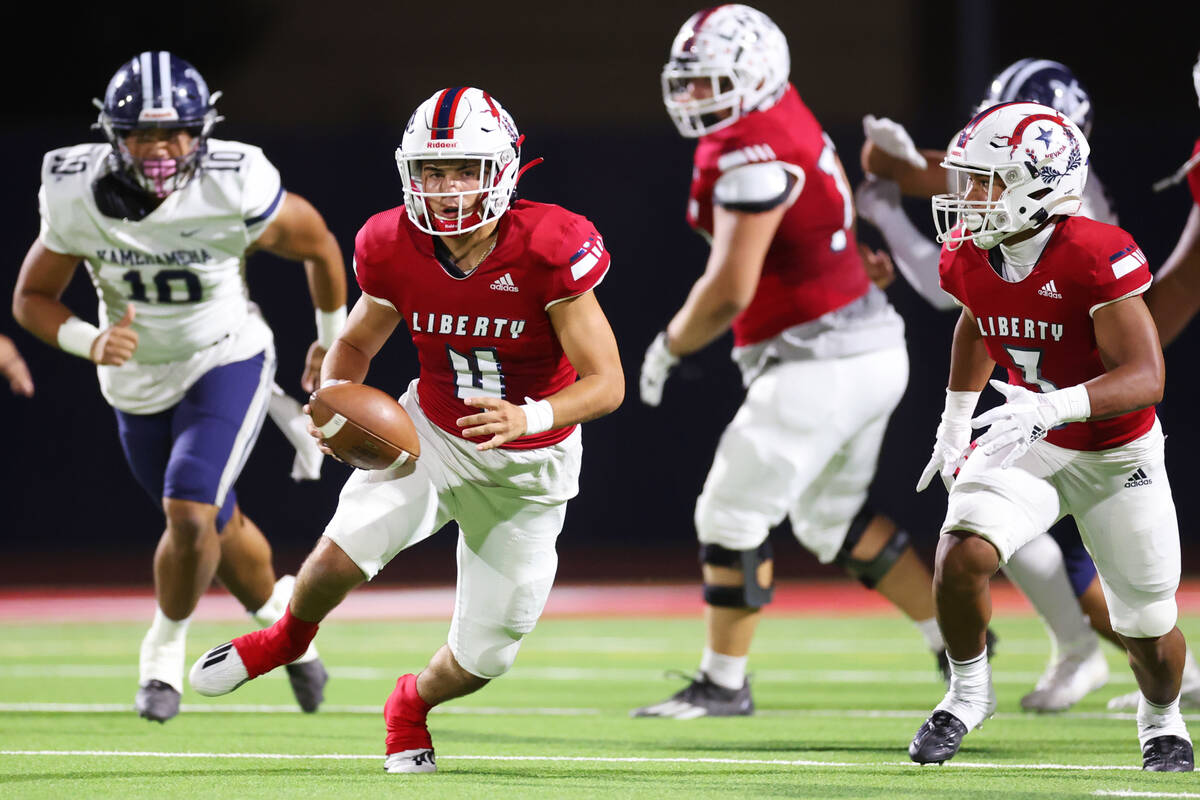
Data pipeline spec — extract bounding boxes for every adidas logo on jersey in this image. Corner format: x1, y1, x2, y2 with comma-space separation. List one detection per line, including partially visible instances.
1124, 468, 1152, 488
1037, 280, 1062, 299
489, 273, 519, 292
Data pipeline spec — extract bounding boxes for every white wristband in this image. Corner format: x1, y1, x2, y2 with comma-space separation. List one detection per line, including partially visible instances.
57, 316, 101, 360
943, 389, 982, 424
1047, 384, 1091, 423
521, 397, 554, 436
315, 307, 347, 349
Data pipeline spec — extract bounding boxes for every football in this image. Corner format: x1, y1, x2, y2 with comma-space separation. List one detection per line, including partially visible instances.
308, 382, 420, 470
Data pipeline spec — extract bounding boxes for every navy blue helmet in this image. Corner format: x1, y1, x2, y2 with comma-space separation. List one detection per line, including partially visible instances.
94, 52, 222, 197
979, 58, 1093, 137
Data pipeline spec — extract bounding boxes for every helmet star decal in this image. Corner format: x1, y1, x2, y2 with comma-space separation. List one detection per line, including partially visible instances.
1035, 127, 1054, 149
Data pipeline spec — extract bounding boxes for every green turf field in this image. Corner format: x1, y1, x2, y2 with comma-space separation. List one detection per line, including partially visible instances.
1, 612, 1197, 798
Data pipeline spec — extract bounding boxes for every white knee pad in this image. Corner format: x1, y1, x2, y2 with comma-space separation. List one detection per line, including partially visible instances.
1107, 591, 1178, 639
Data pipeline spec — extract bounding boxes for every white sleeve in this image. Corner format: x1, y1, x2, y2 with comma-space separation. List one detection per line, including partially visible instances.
37, 184, 72, 255
855, 178, 956, 311
713, 162, 805, 212
242, 150, 286, 240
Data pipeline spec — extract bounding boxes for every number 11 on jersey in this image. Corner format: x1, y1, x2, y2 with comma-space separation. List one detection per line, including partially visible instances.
446, 345, 505, 399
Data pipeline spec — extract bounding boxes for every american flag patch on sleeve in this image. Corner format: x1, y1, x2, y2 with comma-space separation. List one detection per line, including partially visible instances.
569, 233, 605, 280
1109, 244, 1147, 279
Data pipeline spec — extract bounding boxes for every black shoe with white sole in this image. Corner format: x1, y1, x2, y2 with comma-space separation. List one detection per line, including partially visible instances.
135, 680, 181, 723
909, 710, 968, 764
1142, 735, 1194, 772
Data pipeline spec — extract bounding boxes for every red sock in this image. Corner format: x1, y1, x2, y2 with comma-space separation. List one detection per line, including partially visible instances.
385, 673, 433, 753
233, 607, 319, 679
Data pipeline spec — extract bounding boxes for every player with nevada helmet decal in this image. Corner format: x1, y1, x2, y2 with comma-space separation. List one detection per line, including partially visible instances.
633, 4, 969, 720
908, 101, 1192, 772
859, 57, 1200, 715
13, 51, 349, 722
188, 87, 624, 776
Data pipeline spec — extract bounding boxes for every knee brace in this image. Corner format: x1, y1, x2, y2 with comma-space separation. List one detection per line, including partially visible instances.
700, 540, 774, 609
1109, 594, 1179, 639
834, 506, 911, 589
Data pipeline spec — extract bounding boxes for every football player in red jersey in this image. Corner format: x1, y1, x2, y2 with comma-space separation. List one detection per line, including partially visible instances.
908, 102, 1192, 772
632, 4, 959, 719
190, 87, 624, 774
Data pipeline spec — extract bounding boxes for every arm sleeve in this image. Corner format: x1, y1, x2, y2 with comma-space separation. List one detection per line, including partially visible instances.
37, 183, 73, 255
861, 188, 957, 311
544, 216, 611, 309
242, 150, 286, 241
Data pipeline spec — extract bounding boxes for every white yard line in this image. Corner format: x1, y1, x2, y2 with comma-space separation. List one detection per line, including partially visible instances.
0, 703, 1190, 723
1093, 792, 1200, 798
0, 663, 1138, 684
0, 749, 1146, 770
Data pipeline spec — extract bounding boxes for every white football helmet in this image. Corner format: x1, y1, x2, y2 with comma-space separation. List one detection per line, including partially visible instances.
661, 5, 790, 138
932, 102, 1090, 250
396, 87, 522, 236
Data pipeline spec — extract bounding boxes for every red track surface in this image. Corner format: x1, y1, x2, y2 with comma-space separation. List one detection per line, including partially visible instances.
4, 579, 1200, 622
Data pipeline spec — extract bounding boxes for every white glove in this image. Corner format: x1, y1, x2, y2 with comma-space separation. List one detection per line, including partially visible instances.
854, 176, 903, 228
862, 114, 926, 170
971, 379, 1091, 469
916, 389, 981, 492
639, 331, 680, 407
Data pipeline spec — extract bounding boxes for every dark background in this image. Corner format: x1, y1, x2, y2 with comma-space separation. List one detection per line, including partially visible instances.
2, 1, 1198, 586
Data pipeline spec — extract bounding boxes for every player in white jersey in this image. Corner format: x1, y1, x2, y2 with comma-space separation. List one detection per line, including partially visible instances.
12, 51, 347, 722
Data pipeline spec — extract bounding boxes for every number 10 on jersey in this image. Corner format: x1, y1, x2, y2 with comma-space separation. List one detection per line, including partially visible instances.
447, 345, 505, 399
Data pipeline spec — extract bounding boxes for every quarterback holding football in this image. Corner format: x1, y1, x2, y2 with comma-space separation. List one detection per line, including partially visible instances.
190, 86, 624, 774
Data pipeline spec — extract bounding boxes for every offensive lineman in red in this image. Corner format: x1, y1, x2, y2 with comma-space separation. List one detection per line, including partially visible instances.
633, 4, 951, 719
909, 101, 1192, 771
189, 87, 624, 774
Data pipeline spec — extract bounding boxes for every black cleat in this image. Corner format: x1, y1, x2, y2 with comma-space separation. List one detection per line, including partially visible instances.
631, 671, 753, 719
936, 628, 998, 686
1142, 735, 1195, 772
909, 710, 968, 764
135, 679, 181, 723
285, 659, 329, 713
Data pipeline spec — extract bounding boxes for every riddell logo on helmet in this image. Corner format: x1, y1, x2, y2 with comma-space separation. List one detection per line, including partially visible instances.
426, 141, 458, 149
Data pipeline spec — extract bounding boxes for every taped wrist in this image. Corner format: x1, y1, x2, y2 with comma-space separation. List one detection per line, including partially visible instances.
315, 307, 347, 350
941, 388, 981, 429
521, 397, 554, 436
57, 316, 101, 360
1045, 384, 1091, 424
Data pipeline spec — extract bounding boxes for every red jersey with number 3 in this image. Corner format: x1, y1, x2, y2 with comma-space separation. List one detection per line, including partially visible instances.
688, 84, 869, 347
353, 200, 610, 449
939, 215, 1155, 451
1187, 137, 1200, 206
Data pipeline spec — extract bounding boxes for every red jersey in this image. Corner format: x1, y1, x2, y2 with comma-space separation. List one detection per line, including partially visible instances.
939, 215, 1155, 451
353, 200, 610, 449
1187, 137, 1200, 206
688, 84, 869, 347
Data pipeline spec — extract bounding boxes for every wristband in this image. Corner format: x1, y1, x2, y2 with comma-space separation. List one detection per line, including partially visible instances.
1047, 384, 1091, 423
942, 389, 981, 424
315, 307, 347, 349
521, 397, 554, 436
319, 378, 350, 390
57, 316, 101, 360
